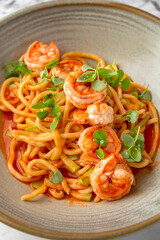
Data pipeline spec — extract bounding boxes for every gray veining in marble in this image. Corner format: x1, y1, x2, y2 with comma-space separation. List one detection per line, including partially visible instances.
0, 0, 160, 239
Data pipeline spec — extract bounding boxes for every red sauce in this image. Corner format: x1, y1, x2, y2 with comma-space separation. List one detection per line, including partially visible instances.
1, 112, 16, 159
144, 124, 155, 154
1, 112, 26, 174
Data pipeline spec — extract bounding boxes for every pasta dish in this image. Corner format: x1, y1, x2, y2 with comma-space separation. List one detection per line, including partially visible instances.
0, 41, 159, 203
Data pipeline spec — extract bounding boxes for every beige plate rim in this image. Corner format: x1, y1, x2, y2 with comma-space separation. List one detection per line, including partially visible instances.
0, 0, 160, 239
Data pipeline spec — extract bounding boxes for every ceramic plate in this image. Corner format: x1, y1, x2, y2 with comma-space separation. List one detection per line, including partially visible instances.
0, 0, 160, 239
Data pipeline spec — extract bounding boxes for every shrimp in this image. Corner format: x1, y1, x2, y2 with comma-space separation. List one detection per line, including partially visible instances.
78, 126, 121, 165
90, 153, 134, 200
54, 60, 83, 80
24, 41, 60, 72
64, 70, 107, 109
5, 84, 19, 105
73, 101, 114, 126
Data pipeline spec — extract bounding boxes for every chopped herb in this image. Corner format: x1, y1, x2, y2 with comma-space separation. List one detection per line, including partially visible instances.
131, 86, 152, 101
51, 76, 64, 86
44, 99, 55, 108
43, 93, 53, 102
121, 110, 139, 123
37, 111, 49, 120
50, 170, 63, 184
120, 78, 131, 90
76, 62, 130, 91
93, 129, 108, 147
46, 58, 59, 69
81, 63, 94, 72
51, 104, 59, 117
31, 101, 46, 109
77, 71, 97, 83
48, 88, 56, 92
120, 127, 145, 163
69, 155, 79, 160
93, 129, 108, 160
40, 67, 49, 82
98, 68, 117, 79
5, 61, 32, 78
91, 79, 107, 92
50, 112, 62, 130
95, 148, 104, 160
130, 125, 136, 137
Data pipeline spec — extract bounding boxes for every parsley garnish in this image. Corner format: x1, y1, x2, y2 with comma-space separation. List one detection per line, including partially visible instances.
5, 61, 32, 78
131, 85, 152, 101
93, 129, 108, 160
31, 94, 61, 130
46, 58, 59, 69
76, 62, 130, 92
121, 110, 139, 123
120, 127, 145, 163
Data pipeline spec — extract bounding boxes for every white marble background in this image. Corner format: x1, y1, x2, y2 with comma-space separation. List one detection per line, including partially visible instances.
0, 0, 160, 239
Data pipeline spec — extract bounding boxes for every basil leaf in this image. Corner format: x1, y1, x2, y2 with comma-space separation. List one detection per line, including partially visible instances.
56, 112, 62, 120
52, 76, 64, 86
69, 155, 79, 160
5, 61, 31, 78
50, 170, 63, 184
50, 119, 59, 130
37, 111, 49, 120
143, 91, 152, 101
40, 67, 48, 79
93, 129, 108, 146
6, 71, 19, 78
98, 68, 117, 79
46, 58, 59, 69
128, 147, 142, 162
44, 99, 55, 107
50, 112, 61, 130
51, 104, 59, 117
127, 110, 139, 123
43, 93, 53, 102
77, 71, 96, 82
5, 62, 18, 73
91, 79, 107, 91
16, 65, 32, 75
81, 63, 94, 72
95, 147, 104, 160
32, 101, 46, 109
121, 134, 134, 148
120, 78, 130, 90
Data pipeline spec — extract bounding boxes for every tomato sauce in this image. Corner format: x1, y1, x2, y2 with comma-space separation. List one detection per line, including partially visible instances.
144, 124, 155, 154
1, 112, 26, 174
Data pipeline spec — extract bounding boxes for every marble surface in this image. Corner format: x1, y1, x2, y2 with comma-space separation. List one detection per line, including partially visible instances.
0, 0, 160, 239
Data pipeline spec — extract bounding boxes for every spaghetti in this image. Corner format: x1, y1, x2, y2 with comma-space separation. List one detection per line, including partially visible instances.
0, 41, 159, 202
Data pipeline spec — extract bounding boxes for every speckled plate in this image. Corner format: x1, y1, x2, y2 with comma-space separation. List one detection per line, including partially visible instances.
0, 0, 160, 239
